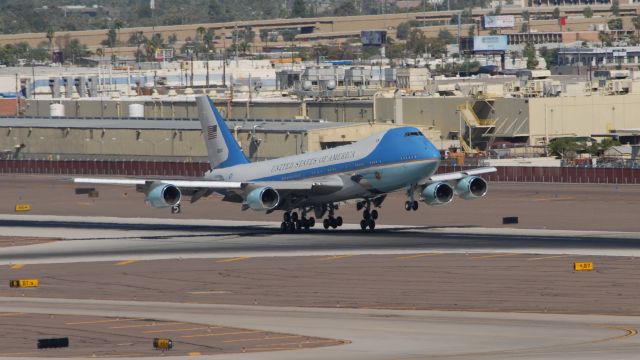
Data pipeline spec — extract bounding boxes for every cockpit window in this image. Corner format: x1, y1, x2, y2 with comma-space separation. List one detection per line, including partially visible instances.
404, 131, 424, 137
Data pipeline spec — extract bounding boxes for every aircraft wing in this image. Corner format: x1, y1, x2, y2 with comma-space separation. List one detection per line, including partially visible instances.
73, 176, 343, 202
423, 166, 497, 183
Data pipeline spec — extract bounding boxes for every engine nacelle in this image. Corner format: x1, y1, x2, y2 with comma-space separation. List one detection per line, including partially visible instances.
145, 183, 182, 208
421, 182, 454, 206
456, 176, 488, 200
246, 186, 280, 211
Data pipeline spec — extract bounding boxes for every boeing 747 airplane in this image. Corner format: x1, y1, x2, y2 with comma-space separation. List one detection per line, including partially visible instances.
75, 95, 496, 231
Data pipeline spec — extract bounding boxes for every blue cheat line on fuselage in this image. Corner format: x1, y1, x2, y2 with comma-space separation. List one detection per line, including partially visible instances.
252, 127, 442, 182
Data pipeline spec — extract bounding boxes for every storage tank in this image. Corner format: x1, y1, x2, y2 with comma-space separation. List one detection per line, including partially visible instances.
50, 103, 65, 117
128, 104, 144, 118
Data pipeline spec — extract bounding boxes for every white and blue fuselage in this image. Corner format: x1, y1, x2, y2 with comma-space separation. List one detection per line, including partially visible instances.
208, 127, 441, 209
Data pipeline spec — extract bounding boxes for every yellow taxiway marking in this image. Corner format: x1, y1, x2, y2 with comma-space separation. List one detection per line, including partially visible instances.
394, 253, 441, 260
533, 196, 576, 202
66, 317, 144, 325
80, 353, 146, 358
317, 255, 357, 261
0, 352, 39, 356
110, 322, 185, 329
216, 257, 250, 263
252, 339, 338, 348
144, 326, 219, 334
224, 335, 302, 343
244, 347, 298, 352
188, 352, 202, 356
76, 201, 94, 207
470, 253, 519, 260
115, 260, 137, 266
9, 264, 24, 270
592, 325, 638, 342
0, 312, 24, 317
527, 255, 570, 261
181, 330, 260, 339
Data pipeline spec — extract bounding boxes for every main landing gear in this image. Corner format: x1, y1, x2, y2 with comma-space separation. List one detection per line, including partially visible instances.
280, 210, 316, 233
322, 204, 343, 230
357, 200, 378, 230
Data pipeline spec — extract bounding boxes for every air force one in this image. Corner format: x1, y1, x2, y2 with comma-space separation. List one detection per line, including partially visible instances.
74, 95, 496, 231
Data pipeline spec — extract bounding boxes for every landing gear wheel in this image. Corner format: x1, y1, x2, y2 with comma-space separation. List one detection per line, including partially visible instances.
368, 219, 376, 230
356, 202, 364, 211
303, 219, 310, 230
330, 217, 338, 229
292, 212, 299, 222
280, 222, 287, 232
336, 216, 343, 227
371, 210, 378, 220
287, 221, 296, 233
323, 218, 330, 230
412, 201, 419, 211
284, 212, 291, 222
309, 217, 316, 227
404, 201, 411, 211
295, 220, 302, 230
360, 219, 367, 230
363, 209, 370, 220
171, 204, 181, 214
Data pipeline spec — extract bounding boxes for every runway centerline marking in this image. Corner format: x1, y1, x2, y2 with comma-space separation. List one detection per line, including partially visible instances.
527, 255, 571, 261
216, 257, 250, 263
9, 264, 24, 270
181, 330, 260, 338
143, 326, 215, 334
533, 196, 576, 202
110, 322, 185, 329
223, 335, 302, 343
394, 253, 441, 260
66, 317, 144, 325
471, 253, 519, 260
115, 260, 137, 266
318, 255, 357, 261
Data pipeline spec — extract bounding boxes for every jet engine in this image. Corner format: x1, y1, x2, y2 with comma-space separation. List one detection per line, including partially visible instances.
456, 176, 488, 200
421, 182, 454, 206
145, 182, 182, 208
246, 187, 280, 211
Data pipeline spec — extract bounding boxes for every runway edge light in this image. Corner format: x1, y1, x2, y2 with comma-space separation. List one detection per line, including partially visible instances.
574, 262, 594, 271
9, 279, 39, 288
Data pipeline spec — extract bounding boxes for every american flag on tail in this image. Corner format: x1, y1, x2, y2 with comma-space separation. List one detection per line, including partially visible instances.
207, 125, 218, 140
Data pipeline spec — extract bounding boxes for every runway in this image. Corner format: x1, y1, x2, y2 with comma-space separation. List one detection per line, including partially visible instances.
0, 178, 639, 359
0, 215, 639, 265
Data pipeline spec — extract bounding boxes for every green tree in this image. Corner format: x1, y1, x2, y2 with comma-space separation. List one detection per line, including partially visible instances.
552, 7, 560, 20
523, 41, 538, 69
106, 29, 117, 47
583, 6, 593, 19
598, 31, 613, 46
608, 18, 622, 30
549, 138, 586, 159
437, 29, 456, 44
333, 0, 358, 16
467, 24, 475, 37
538, 46, 558, 69
291, 0, 307, 18
46, 26, 55, 52
522, 10, 530, 22
406, 29, 427, 56
114, 19, 123, 46
611, 0, 620, 17
633, 16, 640, 36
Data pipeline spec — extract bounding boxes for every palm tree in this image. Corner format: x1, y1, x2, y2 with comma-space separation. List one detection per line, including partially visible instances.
633, 16, 640, 37
196, 26, 206, 44
114, 19, 123, 47
46, 26, 55, 58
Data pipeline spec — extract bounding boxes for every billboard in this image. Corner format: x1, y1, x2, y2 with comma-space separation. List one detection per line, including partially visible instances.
473, 35, 508, 52
361, 31, 387, 46
483, 15, 515, 29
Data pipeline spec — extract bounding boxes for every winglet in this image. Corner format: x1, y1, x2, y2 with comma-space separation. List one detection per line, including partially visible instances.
196, 95, 250, 169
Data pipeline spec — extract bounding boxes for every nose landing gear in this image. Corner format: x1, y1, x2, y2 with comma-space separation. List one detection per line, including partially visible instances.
405, 184, 419, 211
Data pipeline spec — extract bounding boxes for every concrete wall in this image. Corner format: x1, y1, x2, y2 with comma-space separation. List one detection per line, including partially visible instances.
528, 95, 640, 145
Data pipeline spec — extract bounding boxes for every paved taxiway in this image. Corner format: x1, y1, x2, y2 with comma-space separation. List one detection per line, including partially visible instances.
0, 298, 639, 360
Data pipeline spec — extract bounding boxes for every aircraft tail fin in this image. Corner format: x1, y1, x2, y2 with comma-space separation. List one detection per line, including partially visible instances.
196, 95, 250, 169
